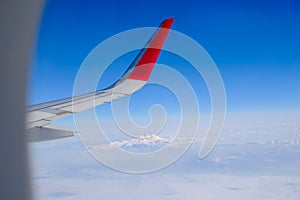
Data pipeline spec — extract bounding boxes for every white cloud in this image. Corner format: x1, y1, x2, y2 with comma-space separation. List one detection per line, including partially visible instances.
29, 114, 300, 200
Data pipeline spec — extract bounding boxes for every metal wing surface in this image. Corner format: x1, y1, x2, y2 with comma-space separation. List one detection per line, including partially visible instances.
26, 18, 174, 142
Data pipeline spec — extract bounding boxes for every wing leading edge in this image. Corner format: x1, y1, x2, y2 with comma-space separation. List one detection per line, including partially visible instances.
26, 18, 174, 142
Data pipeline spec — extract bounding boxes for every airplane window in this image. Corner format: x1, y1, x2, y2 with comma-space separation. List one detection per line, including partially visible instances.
26, 1, 300, 200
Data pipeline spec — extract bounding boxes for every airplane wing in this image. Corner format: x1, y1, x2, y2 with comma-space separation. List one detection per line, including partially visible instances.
26, 18, 174, 142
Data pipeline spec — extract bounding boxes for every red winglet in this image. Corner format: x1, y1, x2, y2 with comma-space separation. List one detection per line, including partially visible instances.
127, 18, 174, 81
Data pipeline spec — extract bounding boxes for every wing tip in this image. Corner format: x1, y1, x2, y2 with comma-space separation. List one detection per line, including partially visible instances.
121, 18, 175, 82
160, 17, 175, 29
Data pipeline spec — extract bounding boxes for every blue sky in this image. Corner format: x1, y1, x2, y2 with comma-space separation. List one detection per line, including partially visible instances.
29, 0, 300, 113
